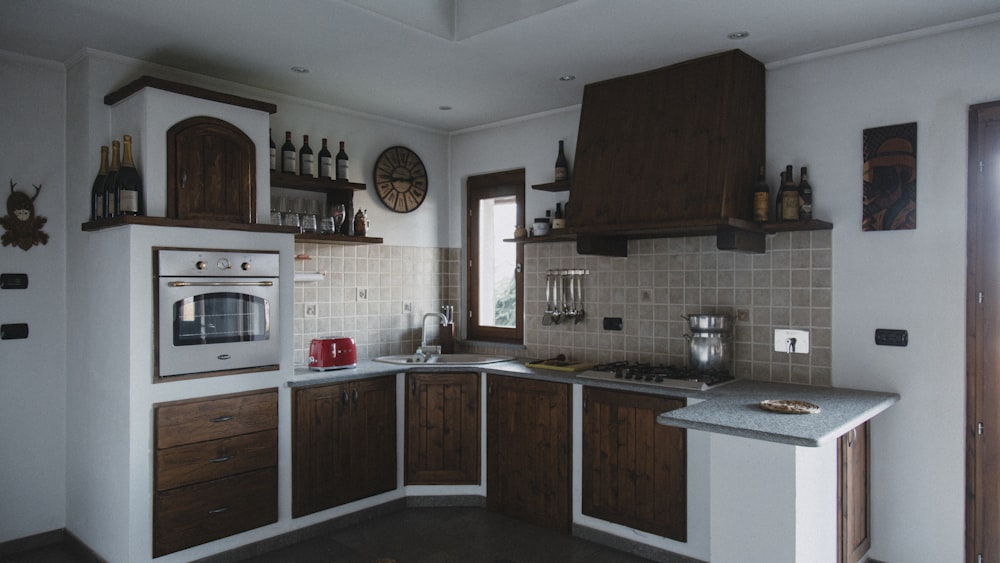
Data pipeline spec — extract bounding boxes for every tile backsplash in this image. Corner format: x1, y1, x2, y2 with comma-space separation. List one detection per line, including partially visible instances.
294, 230, 832, 385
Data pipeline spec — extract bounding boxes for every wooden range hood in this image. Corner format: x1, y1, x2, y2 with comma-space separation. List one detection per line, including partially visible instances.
564, 49, 826, 256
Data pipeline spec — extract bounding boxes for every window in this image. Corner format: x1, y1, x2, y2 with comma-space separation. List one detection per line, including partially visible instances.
466, 169, 524, 343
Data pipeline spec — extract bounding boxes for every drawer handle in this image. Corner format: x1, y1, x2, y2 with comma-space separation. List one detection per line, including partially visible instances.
208, 507, 229, 515
210, 415, 234, 423
209, 455, 234, 463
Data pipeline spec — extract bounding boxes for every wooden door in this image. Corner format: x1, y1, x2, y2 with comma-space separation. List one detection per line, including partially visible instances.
968, 101, 1000, 563
291, 377, 396, 517
405, 372, 481, 485
839, 422, 871, 563
167, 115, 256, 223
486, 375, 571, 532
581, 387, 687, 541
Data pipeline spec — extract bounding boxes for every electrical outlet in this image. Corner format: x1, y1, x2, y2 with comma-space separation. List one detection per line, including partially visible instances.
737, 309, 750, 322
402, 302, 412, 314
356, 288, 368, 301
774, 329, 810, 354
305, 304, 317, 317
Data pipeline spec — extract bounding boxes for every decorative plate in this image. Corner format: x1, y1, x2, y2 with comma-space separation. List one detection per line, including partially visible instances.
759, 399, 821, 414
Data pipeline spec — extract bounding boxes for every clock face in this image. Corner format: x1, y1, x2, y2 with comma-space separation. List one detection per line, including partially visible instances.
373, 146, 428, 213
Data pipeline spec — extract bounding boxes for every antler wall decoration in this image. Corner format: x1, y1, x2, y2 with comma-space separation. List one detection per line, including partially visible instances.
1, 178, 49, 251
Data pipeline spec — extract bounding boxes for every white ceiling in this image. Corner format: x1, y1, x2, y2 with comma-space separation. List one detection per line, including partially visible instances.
1, 0, 999, 132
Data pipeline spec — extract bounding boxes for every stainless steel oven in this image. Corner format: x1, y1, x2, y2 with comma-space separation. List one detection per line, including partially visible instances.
154, 248, 280, 379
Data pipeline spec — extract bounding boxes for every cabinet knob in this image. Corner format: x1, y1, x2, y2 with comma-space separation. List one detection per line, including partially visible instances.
342, 391, 350, 405
353, 388, 359, 403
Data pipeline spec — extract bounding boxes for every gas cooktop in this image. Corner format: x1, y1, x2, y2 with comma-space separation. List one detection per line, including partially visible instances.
576, 361, 736, 391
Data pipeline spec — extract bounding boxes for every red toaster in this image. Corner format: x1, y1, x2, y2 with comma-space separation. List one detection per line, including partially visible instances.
308, 336, 358, 370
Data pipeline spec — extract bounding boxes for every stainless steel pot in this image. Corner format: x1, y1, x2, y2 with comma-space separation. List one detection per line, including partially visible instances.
681, 313, 733, 333
684, 332, 732, 371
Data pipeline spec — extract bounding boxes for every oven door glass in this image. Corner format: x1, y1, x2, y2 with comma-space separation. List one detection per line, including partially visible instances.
173, 292, 270, 346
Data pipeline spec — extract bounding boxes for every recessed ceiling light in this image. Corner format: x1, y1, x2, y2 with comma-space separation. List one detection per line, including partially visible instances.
290, 66, 310, 74
439, 105, 452, 111
727, 31, 750, 40
558, 75, 576, 82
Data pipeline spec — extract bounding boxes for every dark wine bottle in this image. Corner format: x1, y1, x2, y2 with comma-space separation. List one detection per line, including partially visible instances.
798, 166, 813, 221
103, 140, 120, 218
752, 165, 770, 222
90, 145, 109, 222
116, 134, 143, 216
336, 141, 349, 181
269, 128, 277, 172
552, 202, 566, 229
780, 164, 799, 221
299, 134, 314, 177
281, 131, 296, 174
318, 138, 333, 179
554, 140, 569, 182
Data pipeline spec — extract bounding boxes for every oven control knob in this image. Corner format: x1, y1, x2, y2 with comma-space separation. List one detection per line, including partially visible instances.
195, 261, 207, 270
241, 262, 251, 271
217, 258, 231, 271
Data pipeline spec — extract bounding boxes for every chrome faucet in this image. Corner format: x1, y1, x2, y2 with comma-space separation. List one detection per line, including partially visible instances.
417, 312, 449, 357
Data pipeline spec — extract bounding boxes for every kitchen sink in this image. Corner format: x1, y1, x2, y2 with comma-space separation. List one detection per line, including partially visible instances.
374, 353, 513, 365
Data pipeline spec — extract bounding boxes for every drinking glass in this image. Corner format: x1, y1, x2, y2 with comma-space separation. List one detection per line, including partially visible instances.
331, 204, 346, 234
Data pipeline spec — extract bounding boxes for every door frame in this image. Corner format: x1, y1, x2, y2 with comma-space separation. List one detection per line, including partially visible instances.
967, 100, 1000, 562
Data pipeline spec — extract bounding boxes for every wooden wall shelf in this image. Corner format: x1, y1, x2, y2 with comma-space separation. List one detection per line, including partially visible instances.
531, 180, 571, 192
82, 215, 298, 234
270, 172, 366, 194
294, 233, 383, 245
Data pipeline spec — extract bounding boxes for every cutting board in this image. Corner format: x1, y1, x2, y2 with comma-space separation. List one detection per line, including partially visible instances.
525, 358, 594, 372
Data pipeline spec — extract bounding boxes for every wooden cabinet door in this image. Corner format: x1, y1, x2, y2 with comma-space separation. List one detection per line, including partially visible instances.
486, 375, 571, 532
581, 388, 687, 541
839, 421, 871, 563
292, 376, 397, 517
167, 115, 256, 224
405, 372, 481, 485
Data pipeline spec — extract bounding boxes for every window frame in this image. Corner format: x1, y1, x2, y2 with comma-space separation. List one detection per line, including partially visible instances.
466, 169, 525, 344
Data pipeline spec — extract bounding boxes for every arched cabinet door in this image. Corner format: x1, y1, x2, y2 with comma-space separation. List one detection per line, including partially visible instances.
167, 116, 256, 224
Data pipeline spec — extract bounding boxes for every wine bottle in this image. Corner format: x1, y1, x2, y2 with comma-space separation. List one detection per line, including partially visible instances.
299, 135, 314, 177
90, 145, 109, 222
780, 164, 799, 221
103, 140, 121, 218
116, 134, 143, 216
752, 165, 770, 222
269, 129, 277, 172
281, 131, 296, 174
318, 138, 333, 179
552, 202, 566, 229
336, 141, 349, 181
554, 140, 569, 182
798, 166, 813, 221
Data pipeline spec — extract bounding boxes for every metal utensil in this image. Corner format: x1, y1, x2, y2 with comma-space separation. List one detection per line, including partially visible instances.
551, 274, 562, 324
574, 273, 585, 323
542, 274, 553, 325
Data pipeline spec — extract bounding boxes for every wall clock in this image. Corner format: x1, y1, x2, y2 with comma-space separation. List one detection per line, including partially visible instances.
373, 145, 428, 213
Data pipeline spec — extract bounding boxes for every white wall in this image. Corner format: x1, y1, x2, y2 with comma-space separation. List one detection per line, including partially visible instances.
767, 21, 1000, 562
0, 51, 67, 543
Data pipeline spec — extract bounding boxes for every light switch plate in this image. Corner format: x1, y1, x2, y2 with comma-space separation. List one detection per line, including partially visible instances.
774, 329, 810, 354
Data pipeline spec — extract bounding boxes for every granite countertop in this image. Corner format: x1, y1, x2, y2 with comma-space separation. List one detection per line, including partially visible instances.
655, 379, 899, 447
288, 359, 900, 447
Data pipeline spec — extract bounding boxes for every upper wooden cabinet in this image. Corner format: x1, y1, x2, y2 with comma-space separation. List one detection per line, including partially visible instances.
569, 49, 765, 238
167, 115, 257, 224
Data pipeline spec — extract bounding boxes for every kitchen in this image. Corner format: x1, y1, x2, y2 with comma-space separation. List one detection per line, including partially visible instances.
1, 3, 998, 562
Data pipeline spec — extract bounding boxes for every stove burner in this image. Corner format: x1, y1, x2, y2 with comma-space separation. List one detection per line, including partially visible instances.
579, 362, 735, 391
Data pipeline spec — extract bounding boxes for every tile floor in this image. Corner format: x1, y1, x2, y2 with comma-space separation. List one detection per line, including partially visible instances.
3, 508, 656, 563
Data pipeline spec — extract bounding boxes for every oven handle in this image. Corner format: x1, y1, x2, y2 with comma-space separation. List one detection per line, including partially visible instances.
167, 281, 275, 287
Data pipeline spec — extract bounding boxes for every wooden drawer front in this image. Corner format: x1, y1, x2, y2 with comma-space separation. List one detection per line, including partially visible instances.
156, 389, 277, 449
156, 429, 278, 491
153, 466, 277, 557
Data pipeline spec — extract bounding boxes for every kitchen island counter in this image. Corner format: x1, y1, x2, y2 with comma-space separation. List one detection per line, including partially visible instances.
656, 379, 899, 447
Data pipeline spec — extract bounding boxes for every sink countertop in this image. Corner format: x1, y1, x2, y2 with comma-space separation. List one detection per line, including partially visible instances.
288, 360, 899, 447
